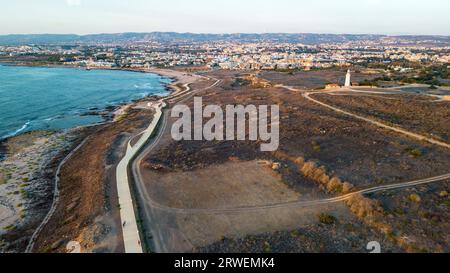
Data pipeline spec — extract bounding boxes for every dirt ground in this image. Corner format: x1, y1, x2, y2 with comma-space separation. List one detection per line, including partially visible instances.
137, 69, 449, 253
180, 204, 377, 252
197, 211, 402, 253
313, 92, 450, 141
150, 70, 450, 187
141, 160, 303, 209
33, 105, 156, 253
259, 69, 381, 89
0, 130, 79, 252
371, 180, 450, 253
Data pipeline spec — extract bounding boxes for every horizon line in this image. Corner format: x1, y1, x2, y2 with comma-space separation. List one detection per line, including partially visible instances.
0, 31, 449, 37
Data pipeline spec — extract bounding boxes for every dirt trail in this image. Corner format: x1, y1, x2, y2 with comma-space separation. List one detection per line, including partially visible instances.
282, 86, 450, 149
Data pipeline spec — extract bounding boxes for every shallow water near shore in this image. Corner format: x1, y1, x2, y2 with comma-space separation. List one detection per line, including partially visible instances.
0, 65, 171, 139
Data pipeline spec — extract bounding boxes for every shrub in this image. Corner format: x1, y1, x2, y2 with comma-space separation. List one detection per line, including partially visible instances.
405, 147, 422, 158
312, 167, 327, 181
327, 177, 342, 193
3, 225, 16, 231
318, 213, 336, 225
312, 141, 321, 152
301, 161, 317, 177
408, 194, 421, 203
319, 174, 331, 186
263, 242, 272, 253
294, 157, 305, 166
342, 182, 354, 194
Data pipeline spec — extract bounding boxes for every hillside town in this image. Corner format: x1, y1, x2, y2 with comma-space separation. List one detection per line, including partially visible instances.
1, 39, 449, 72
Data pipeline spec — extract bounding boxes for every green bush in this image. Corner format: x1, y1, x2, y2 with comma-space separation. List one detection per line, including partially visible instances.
318, 213, 336, 225
405, 147, 422, 158
408, 194, 421, 203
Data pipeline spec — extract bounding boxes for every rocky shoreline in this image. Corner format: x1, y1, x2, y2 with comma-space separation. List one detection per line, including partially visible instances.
0, 99, 155, 252
0, 66, 192, 252
0, 141, 6, 162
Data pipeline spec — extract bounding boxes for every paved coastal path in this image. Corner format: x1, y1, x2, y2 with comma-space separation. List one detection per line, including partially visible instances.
118, 76, 220, 253
129, 78, 449, 252
130, 77, 221, 252
116, 100, 166, 253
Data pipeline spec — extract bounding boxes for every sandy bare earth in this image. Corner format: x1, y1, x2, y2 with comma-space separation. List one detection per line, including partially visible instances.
148, 68, 200, 87
140, 159, 347, 252
142, 160, 302, 209
0, 131, 76, 235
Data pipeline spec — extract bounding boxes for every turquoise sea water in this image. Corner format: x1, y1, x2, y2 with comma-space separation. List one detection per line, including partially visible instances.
0, 65, 171, 139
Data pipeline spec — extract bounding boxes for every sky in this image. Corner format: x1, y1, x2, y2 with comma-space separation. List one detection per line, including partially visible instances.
1, 0, 449, 35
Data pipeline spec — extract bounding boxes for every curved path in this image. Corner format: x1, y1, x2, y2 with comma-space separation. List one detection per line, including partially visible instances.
116, 77, 221, 253
136, 173, 450, 214
282, 86, 450, 150
116, 100, 167, 253
25, 75, 217, 253
129, 77, 449, 252
25, 136, 91, 253
130, 77, 220, 252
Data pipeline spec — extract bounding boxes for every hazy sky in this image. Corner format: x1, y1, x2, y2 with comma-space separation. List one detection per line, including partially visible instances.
1, 0, 449, 35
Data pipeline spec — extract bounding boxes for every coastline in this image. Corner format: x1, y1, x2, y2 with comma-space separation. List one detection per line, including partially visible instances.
0, 62, 195, 158
0, 63, 180, 143
0, 63, 196, 252
0, 61, 193, 94
0, 61, 196, 98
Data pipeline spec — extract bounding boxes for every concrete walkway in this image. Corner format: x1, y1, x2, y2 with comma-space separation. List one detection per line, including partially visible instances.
116, 76, 218, 253
116, 100, 165, 253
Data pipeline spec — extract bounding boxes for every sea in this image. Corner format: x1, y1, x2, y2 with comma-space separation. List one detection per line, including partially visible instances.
0, 65, 172, 140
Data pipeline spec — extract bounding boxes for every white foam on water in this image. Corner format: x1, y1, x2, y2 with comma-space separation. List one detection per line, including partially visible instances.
1, 121, 31, 140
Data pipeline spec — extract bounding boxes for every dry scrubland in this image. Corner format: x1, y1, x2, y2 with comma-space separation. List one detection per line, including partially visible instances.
260, 70, 380, 89
370, 181, 449, 252
140, 70, 449, 252
3, 69, 446, 253
141, 160, 302, 209
0, 131, 79, 252
313, 93, 450, 142
0, 69, 203, 253
33, 102, 158, 253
